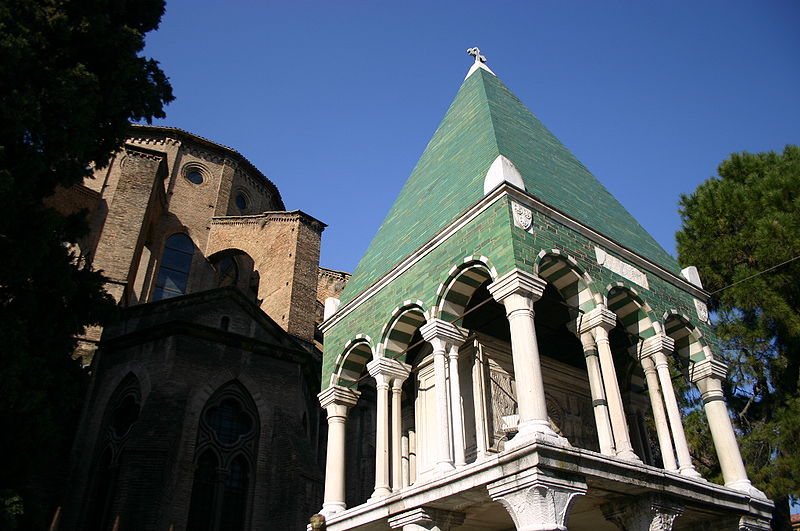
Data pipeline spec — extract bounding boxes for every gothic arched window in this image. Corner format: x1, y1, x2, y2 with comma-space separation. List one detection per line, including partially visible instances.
85, 375, 141, 531
187, 382, 259, 531
153, 233, 195, 300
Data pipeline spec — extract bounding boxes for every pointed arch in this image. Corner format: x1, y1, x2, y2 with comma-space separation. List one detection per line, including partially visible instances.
663, 311, 709, 363
435, 256, 497, 322
333, 337, 374, 387
381, 303, 428, 364
187, 380, 259, 531
535, 250, 601, 319
606, 283, 659, 340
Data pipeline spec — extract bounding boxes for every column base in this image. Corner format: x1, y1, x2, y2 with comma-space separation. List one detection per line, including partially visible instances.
369, 486, 392, 500
726, 479, 768, 500
614, 448, 642, 463
320, 501, 346, 517
505, 420, 569, 450
677, 465, 704, 480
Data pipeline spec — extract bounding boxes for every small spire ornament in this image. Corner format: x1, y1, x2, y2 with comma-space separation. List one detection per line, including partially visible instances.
467, 47, 487, 64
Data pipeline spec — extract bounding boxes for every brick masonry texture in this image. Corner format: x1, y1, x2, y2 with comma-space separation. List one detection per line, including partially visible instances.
63, 289, 323, 530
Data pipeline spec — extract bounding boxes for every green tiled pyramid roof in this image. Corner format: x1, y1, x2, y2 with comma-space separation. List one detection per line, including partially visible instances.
340, 68, 679, 304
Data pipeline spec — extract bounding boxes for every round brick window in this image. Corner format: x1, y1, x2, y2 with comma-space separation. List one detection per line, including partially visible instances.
186, 170, 204, 185
235, 193, 248, 211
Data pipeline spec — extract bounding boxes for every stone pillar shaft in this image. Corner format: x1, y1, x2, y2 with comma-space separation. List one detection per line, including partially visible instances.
448, 345, 466, 466
690, 358, 764, 498
318, 385, 360, 515
420, 319, 467, 473
640, 356, 678, 471
368, 357, 411, 496
581, 308, 638, 461
577, 332, 615, 455
391, 379, 404, 490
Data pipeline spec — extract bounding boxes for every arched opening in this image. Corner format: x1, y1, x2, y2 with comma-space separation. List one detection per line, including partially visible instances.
208, 249, 258, 300
334, 342, 376, 508
187, 381, 258, 531
83, 374, 141, 531
153, 233, 195, 300
606, 286, 659, 465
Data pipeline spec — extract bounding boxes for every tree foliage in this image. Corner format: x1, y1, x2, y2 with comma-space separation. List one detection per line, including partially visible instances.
676, 145, 800, 528
0, 0, 172, 527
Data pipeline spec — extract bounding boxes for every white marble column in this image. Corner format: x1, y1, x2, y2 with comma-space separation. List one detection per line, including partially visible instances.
639, 355, 678, 471
487, 269, 564, 447
690, 359, 766, 498
367, 357, 411, 498
640, 334, 701, 478
317, 385, 360, 516
420, 319, 466, 473
447, 342, 467, 466
574, 329, 615, 455
579, 307, 640, 461
487, 467, 587, 531
391, 371, 409, 490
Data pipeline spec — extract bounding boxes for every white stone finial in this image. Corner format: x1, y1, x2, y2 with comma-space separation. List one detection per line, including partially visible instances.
467, 47, 487, 64
465, 46, 496, 79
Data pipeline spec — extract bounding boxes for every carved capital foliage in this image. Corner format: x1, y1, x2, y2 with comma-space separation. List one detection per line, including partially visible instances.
487, 468, 587, 531
387, 507, 465, 531
601, 494, 683, 531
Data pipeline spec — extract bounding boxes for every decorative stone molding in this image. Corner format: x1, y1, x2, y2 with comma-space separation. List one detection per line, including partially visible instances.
638, 334, 676, 360
577, 307, 617, 335
689, 358, 728, 386
367, 357, 412, 383
595, 247, 649, 290
487, 468, 587, 531
487, 269, 547, 303
318, 385, 360, 411
419, 319, 468, 347
601, 494, 684, 531
738, 516, 772, 531
693, 298, 710, 324
484, 154, 526, 195
387, 507, 465, 531
511, 201, 534, 232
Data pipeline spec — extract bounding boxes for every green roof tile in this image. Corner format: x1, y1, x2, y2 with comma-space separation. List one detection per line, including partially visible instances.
340, 68, 679, 304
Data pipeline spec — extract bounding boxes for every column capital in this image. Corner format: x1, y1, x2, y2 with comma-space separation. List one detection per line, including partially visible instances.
419, 318, 468, 347
602, 494, 684, 531
638, 334, 676, 362
318, 385, 360, 410
578, 307, 617, 334
487, 467, 587, 531
487, 268, 547, 303
367, 357, 412, 384
388, 507, 465, 530
689, 358, 728, 384
739, 515, 772, 531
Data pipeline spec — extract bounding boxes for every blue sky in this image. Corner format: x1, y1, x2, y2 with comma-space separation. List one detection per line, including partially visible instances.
142, 1, 799, 274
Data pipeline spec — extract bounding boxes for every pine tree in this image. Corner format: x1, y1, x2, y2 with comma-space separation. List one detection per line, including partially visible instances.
677, 145, 800, 530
